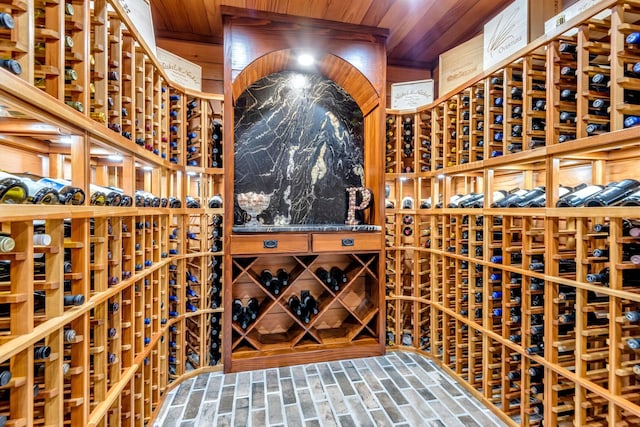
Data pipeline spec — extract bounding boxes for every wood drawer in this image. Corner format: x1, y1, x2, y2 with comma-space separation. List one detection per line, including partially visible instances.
230, 234, 309, 255
311, 233, 381, 253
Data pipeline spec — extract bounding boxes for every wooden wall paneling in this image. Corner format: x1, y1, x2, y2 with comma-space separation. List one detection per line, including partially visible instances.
391, 1, 508, 68
151, 0, 557, 69
0, 144, 45, 176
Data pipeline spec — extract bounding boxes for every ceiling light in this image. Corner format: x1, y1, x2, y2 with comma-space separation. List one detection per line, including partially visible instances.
298, 53, 314, 66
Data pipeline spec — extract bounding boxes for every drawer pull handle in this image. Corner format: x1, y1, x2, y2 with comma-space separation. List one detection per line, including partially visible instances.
263, 239, 278, 249
341, 238, 354, 247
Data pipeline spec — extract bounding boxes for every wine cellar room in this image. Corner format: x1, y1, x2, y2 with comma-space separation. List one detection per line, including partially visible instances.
2, 0, 640, 425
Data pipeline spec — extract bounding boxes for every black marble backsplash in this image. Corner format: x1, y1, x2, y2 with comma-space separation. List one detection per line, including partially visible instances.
234, 71, 364, 225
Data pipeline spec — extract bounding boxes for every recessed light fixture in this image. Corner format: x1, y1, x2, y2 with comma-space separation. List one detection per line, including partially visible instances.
298, 53, 314, 66
438, 174, 445, 179
108, 154, 123, 162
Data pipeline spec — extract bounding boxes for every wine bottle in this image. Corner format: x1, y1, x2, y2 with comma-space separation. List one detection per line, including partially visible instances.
0, 172, 59, 204
275, 268, 289, 287
0, 171, 28, 204
447, 193, 483, 208
556, 184, 604, 207
592, 219, 640, 236
591, 72, 610, 87
559, 111, 576, 122
587, 267, 640, 286
104, 187, 133, 207
17, 174, 85, 205
246, 298, 259, 320
507, 186, 546, 208
316, 267, 334, 288
527, 185, 572, 208
625, 311, 640, 323
0, 58, 21, 75
300, 290, 318, 323
330, 266, 348, 291
209, 194, 223, 208
558, 134, 575, 143
490, 188, 527, 208
617, 187, 640, 205
560, 89, 576, 100
627, 32, 640, 45
584, 179, 640, 207
507, 142, 522, 153
288, 295, 302, 316
625, 115, 640, 128
628, 338, 640, 350
134, 190, 160, 207
231, 299, 243, 322
531, 119, 546, 131
586, 122, 609, 134
0, 234, 14, 253
34, 345, 51, 360
591, 98, 609, 113
0, 12, 14, 29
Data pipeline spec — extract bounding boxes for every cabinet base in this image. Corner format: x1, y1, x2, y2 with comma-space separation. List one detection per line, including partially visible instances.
226, 342, 385, 373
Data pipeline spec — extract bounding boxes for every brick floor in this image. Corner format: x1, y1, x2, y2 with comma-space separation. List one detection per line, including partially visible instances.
153, 352, 506, 427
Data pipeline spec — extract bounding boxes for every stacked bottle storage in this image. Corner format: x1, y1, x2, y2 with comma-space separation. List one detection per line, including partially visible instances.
0, 1, 225, 426
470, 81, 485, 162
385, 2, 640, 425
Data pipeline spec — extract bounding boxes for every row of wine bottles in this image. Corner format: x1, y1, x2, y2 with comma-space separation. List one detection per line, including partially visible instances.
0, 170, 224, 207
232, 290, 322, 330
405, 179, 640, 210
209, 312, 222, 365
257, 266, 350, 295
232, 298, 259, 330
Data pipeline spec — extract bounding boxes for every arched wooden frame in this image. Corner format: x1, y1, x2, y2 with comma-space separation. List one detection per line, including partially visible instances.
231, 49, 380, 116
228, 48, 384, 227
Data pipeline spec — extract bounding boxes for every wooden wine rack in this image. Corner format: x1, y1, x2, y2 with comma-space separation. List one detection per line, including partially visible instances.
386, 1, 640, 426
0, 1, 226, 426
228, 237, 383, 372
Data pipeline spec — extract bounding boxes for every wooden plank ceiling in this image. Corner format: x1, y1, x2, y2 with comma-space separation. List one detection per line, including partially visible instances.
150, 0, 512, 69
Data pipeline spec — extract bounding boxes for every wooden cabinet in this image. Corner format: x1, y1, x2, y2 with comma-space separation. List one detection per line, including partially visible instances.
228, 242, 382, 372
230, 234, 309, 255
311, 233, 381, 253
385, 2, 640, 426
221, 8, 388, 373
